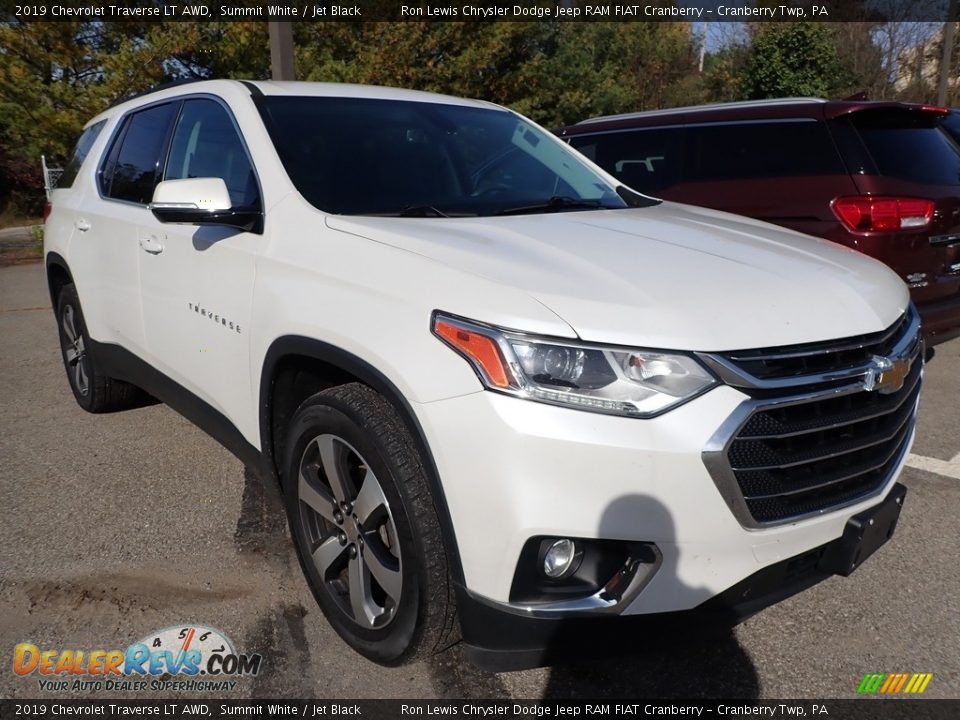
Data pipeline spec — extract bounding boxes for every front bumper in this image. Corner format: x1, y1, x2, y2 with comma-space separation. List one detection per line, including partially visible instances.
414, 384, 912, 614
457, 483, 906, 671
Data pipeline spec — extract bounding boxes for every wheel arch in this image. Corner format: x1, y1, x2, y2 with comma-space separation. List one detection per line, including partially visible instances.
259, 335, 466, 585
45, 252, 73, 307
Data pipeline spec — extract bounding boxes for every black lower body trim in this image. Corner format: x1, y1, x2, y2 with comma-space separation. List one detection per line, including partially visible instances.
90, 339, 263, 470
457, 555, 828, 673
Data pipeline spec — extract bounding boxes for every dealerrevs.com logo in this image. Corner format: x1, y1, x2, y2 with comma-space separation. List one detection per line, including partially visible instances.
13, 625, 262, 693
857, 672, 933, 695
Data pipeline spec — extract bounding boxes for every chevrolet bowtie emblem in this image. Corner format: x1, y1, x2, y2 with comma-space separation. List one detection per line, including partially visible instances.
863, 355, 911, 394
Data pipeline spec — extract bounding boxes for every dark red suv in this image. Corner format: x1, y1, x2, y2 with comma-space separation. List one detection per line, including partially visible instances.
558, 98, 960, 345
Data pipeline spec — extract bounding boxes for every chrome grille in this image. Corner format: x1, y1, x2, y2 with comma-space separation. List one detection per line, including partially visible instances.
717, 311, 914, 382
701, 308, 922, 527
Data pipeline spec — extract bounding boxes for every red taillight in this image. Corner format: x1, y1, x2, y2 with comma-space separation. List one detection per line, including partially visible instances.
42, 201, 52, 222
919, 105, 950, 115
831, 196, 934, 233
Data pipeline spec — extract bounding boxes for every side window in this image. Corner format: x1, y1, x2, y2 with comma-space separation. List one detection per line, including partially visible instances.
164, 99, 260, 208
58, 120, 106, 189
570, 129, 682, 195
683, 121, 844, 182
101, 103, 177, 204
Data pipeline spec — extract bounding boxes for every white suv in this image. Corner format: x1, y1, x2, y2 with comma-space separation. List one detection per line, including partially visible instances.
46, 80, 921, 669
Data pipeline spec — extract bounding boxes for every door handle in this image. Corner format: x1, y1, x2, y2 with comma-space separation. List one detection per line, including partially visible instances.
139, 234, 165, 254
75, 218, 91, 232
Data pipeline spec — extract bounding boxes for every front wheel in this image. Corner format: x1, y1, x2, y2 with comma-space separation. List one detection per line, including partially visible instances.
282, 383, 458, 664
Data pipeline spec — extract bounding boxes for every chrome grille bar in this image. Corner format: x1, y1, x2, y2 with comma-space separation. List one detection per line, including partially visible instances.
702, 307, 923, 527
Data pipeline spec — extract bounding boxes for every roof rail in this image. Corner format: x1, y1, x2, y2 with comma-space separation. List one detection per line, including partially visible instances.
123, 77, 218, 103
576, 97, 828, 125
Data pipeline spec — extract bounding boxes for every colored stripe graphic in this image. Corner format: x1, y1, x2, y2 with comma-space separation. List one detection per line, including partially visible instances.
858, 672, 933, 694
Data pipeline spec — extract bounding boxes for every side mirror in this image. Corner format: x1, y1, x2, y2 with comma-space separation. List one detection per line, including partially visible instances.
149, 178, 262, 234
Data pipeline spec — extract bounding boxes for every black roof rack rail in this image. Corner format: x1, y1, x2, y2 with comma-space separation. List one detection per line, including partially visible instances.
123, 77, 211, 102
124, 78, 264, 104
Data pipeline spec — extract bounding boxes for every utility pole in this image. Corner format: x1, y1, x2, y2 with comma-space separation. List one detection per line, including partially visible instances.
269, 22, 296, 81
937, 0, 958, 106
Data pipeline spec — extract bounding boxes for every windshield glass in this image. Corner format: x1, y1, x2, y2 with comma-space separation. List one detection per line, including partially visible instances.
259, 96, 637, 216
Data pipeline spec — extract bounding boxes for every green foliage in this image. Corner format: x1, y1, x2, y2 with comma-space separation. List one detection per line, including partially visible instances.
0, 22, 193, 160
297, 22, 699, 128
703, 43, 752, 102
741, 23, 855, 99
0, 143, 44, 215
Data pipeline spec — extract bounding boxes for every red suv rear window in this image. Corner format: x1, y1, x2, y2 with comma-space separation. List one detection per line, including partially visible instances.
850, 109, 960, 186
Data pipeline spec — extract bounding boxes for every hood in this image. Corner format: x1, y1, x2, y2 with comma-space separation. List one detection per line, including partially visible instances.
326, 202, 910, 351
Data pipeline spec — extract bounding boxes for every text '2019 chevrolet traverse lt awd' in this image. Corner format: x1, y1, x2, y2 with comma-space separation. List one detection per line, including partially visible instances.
46, 81, 920, 669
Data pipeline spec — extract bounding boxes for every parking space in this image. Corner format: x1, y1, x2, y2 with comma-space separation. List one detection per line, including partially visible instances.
1, 262, 958, 699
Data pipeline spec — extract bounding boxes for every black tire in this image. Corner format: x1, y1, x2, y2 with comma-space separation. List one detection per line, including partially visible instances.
55, 283, 144, 413
282, 383, 458, 665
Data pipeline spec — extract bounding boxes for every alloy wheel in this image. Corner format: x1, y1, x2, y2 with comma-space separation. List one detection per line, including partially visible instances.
297, 433, 403, 629
61, 304, 89, 396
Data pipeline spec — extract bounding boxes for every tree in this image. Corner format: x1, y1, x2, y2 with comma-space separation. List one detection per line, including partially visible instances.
0, 21, 193, 160
741, 23, 855, 99
296, 21, 701, 128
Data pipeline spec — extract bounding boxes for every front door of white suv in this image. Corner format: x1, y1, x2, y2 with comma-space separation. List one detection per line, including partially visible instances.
138, 97, 260, 439
79, 102, 179, 358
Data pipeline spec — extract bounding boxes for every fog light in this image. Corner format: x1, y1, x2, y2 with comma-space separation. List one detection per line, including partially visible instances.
543, 539, 577, 578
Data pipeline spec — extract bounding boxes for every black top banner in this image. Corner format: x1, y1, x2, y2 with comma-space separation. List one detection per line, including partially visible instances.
2, 0, 958, 23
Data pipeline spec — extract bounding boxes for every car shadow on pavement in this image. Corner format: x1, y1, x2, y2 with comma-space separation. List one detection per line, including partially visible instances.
537, 493, 759, 698
541, 628, 758, 698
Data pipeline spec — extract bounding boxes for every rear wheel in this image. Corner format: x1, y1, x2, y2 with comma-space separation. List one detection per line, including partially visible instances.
56, 283, 143, 413
283, 383, 458, 664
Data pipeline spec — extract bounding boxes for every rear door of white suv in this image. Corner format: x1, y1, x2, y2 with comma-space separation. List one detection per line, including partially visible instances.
137, 96, 261, 436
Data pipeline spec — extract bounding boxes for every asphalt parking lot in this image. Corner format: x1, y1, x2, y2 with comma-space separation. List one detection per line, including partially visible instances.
1, 261, 958, 700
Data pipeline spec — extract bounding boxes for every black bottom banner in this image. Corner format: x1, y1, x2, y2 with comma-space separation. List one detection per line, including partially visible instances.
2, 700, 960, 720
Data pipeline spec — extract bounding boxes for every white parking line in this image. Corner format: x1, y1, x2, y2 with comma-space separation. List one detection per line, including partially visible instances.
906, 452, 960, 480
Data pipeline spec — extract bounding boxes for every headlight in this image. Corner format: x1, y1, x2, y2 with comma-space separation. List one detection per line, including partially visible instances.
432, 313, 716, 417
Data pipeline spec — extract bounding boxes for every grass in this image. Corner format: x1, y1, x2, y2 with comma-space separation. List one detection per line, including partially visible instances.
0, 208, 42, 230
0, 214, 44, 267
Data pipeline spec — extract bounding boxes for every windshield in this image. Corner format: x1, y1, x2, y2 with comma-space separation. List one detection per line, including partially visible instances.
258, 96, 642, 216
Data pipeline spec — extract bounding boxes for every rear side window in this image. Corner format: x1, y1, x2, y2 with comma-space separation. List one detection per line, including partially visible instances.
100, 103, 177, 204
939, 112, 960, 146
684, 121, 844, 182
570, 128, 682, 195
852, 110, 960, 186
164, 99, 260, 208
57, 121, 106, 189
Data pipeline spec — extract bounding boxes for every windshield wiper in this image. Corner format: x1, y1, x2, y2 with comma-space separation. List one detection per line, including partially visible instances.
398, 205, 449, 218
495, 196, 614, 216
